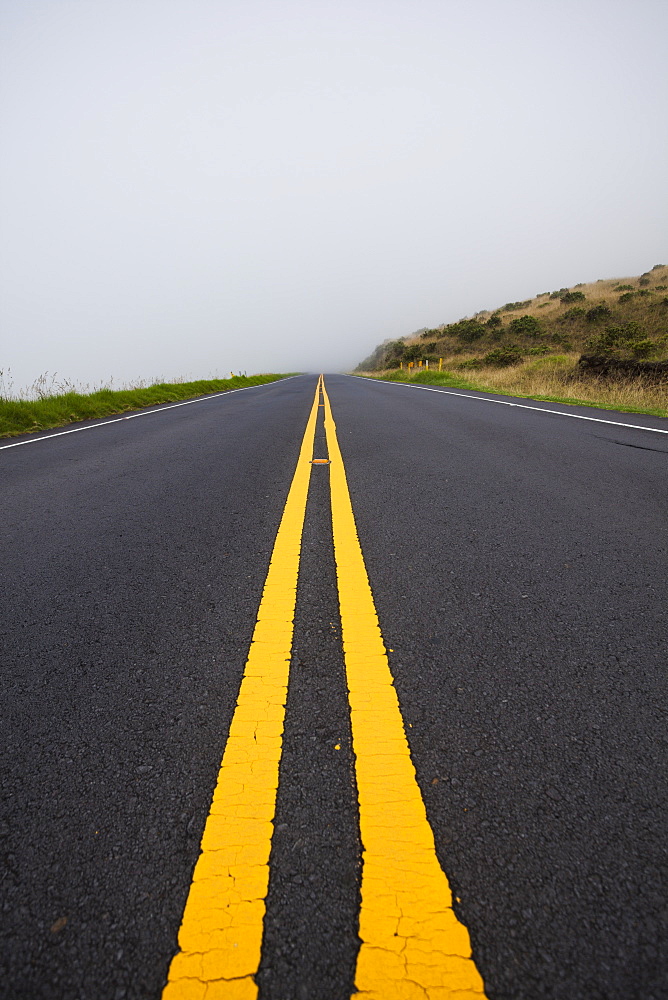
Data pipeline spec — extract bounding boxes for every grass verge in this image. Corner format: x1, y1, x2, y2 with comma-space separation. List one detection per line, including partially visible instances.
0, 374, 294, 439
357, 359, 668, 419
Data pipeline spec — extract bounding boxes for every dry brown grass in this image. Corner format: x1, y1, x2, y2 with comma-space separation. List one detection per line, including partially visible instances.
469, 356, 667, 414
369, 352, 668, 417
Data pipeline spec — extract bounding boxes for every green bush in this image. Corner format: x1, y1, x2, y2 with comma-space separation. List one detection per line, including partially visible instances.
586, 305, 612, 322
482, 345, 524, 367
618, 292, 635, 303
655, 284, 667, 291
559, 307, 586, 322
486, 312, 503, 328
587, 322, 655, 359
502, 300, 532, 312
614, 284, 634, 291
450, 319, 487, 343
631, 339, 658, 358
638, 277, 651, 287
560, 291, 586, 304
508, 314, 542, 337
377, 340, 407, 367
550, 288, 570, 299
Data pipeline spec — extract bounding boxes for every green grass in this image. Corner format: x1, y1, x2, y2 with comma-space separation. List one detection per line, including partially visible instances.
362, 369, 668, 418
0, 374, 293, 438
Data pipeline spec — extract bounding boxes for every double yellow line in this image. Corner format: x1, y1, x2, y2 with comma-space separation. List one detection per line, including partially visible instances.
163, 377, 486, 1000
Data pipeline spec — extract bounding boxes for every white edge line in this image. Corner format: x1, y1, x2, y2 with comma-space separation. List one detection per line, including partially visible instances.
0, 375, 304, 451
346, 375, 668, 435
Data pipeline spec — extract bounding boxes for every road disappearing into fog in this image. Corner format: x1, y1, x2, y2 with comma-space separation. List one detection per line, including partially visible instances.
2, 374, 667, 1000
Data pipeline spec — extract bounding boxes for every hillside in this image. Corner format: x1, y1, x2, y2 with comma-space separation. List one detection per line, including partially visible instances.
357, 264, 668, 371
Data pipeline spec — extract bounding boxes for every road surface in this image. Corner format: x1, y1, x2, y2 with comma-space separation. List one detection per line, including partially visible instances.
2, 373, 667, 1000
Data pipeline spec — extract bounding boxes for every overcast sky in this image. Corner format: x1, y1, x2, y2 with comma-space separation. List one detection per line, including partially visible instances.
1, 0, 666, 393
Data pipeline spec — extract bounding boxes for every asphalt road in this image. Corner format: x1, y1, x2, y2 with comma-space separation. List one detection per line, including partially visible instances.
1, 373, 667, 1000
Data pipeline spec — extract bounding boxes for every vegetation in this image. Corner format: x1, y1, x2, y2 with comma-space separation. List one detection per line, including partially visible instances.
366, 362, 667, 419
0, 373, 292, 438
354, 265, 668, 415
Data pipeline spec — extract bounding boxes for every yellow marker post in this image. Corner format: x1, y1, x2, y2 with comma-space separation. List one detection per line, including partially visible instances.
439, 357, 443, 372
163, 379, 323, 1000
322, 380, 487, 1000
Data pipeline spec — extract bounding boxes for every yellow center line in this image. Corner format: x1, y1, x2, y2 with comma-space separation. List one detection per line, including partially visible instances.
163, 377, 323, 1000
322, 379, 487, 1000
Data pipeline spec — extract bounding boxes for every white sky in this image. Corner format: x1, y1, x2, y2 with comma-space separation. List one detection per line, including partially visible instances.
1, 0, 667, 392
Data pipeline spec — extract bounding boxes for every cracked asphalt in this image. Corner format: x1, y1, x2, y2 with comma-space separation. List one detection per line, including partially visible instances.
1, 373, 667, 999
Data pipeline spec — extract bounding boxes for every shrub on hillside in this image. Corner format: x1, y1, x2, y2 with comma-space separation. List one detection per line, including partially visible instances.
630, 339, 659, 358
502, 300, 532, 312
614, 284, 634, 291
586, 322, 657, 359
482, 345, 524, 367
487, 312, 503, 328
550, 288, 570, 299
638, 277, 651, 286
585, 305, 612, 322
560, 291, 586, 304
508, 314, 542, 337
618, 292, 635, 303
559, 307, 586, 322
450, 319, 487, 343
356, 338, 407, 370
551, 332, 574, 350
